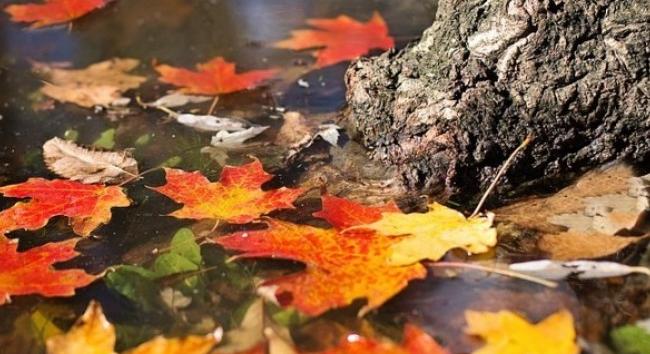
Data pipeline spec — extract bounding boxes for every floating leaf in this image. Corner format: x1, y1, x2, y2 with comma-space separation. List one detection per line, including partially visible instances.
610, 325, 650, 354
217, 195, 426, 316
0, 178, 130, 237
152, 159, 303, 224
509, 260, 650, 280
275, 12, 394, 68
348, 203, 496, 266
43, 137, 139, 185
34, 58, 146, 108
210, 126, 269, 148
175, 114, 250, 132
0, 240, 96, 305
538, 231, 649, 260
5, 0, 108, 28
155, 57, 277, 96
46, 301, 218, 354
148, 93, 212, 109
93, 129, 117, 149
465, 309, 578, 354
319, 324, 448, 354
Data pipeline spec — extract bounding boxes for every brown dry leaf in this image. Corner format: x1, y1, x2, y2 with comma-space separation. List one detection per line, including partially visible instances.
43, 137, 139, 185
34, 58, 146, 108
538, 232, 649, 261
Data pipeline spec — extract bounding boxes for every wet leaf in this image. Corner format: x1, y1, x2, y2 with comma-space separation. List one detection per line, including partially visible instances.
275, 12, 394, 68
0, 240, 96, 305
348, 203, 496, 266
509, 260, 650, 280
93, 129, 117, 149
105, 265, 159, 312
5, 0, 108, 28
217, 195, 426, 316
152, 159, 303, 224
34, 58, 146, 108
155, 57, 277, 95
148, 93, 212, 109
43, 137, 139, 185
210, 126, 269, 148
175, 114, 250, 132
0, 178, 130, 237
610, 325, 650, 354
538, 231, 649, 260
46, 301, 218, 354
465, 309, 578, 354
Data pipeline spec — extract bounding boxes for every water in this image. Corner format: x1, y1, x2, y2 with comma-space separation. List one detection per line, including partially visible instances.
0, 1, 440, 353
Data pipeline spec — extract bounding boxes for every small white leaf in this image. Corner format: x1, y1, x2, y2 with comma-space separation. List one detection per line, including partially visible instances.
43, 137, 139, 184
176, 114, 249, 132
210, 126, 269, 148
316, 124, 341, 146
509, 260, 650, 280
150, 93, 212, 108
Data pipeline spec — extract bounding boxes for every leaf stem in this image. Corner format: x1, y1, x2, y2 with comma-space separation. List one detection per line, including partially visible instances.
427, 261, 558, 288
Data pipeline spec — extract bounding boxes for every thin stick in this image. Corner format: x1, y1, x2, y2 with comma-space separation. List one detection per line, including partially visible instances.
470, 134, 534, 217
207, 96, 220, 115
136, 96, 179, 117
428, 261, 558, 288
117, 166, 163, 187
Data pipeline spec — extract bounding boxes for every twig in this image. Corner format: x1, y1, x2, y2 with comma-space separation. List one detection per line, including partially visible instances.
207, 96, 220, 115
136, 95, 179, 117
470, 134, 534, 217
428, 261, 558, 288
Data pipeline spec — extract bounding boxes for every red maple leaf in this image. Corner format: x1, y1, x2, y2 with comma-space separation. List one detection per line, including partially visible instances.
0, 239, 96, 305
152, 159, 303, 224
275, 12, 394, 68
5, 0, 108, 28
216, 196, 425, 316
0, 178, 130, 237
319, 324, 448, 354
155, 57, 278, 96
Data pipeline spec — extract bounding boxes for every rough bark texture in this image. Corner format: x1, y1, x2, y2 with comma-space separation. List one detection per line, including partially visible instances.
345, 0, 650, 204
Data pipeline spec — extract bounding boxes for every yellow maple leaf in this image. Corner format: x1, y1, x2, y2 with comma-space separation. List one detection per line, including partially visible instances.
46, 301, 218, 354
465, 309, 579, 354
348, 203, 496, 266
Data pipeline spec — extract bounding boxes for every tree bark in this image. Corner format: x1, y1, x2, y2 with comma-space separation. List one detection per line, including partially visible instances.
345, 0, 650, 204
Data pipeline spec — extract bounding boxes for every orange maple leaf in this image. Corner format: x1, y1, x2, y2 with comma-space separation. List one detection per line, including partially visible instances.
5, 0, 108, 28
275, 12, 394, 68
216, 195, 426, 316
0, 239, 96, 305
0, 178, 130, 237
318, 324, 448, 354
155, 57, 278, 95
152, 159, 304, 224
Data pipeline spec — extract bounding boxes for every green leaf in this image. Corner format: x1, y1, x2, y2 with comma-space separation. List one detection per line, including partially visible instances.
153, 253, 200, 277
170, 228, 202, 266
611, 325, 650, 354
93, 128, 116, 149
105, 265, 160, 312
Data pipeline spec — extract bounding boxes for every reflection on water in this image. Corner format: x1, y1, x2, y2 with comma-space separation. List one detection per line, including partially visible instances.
0, 1, 437, 353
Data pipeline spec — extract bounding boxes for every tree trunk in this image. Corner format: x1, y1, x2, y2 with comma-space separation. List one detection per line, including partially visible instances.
345, 0, 649, 205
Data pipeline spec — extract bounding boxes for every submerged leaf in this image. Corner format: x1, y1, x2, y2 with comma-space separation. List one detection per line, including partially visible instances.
0, 240, 96, 306
0, 178, 130, 237
275, 12, 394, 68
152, 159, 303, 224
465, 309, 578, 354
149, 93, 212, 109
34, 58, 146, 108
5, 0, 108, 28
210, 126, 269, 148
538, 231, 649, 260
43, 137, 139, 185
349, 203, 497, 266
319, 324, 448, 354
610, 325, 650, 354
176, 114, 249, 132
509, 260, 650, 280
155, 57, 277, 95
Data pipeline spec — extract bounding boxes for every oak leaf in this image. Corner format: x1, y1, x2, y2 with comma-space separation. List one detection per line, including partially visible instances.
465, 309, 578, 354
217, 195, 426, 316
43, 137, 139, 185
275, 12, 394, 68
0, 240, 96, 305
5, 0, 108, 28
349, 203, 496, 266
34, 58, 146, 108
0, 178, 130, 237
46, 300, 218, 354
155, 57, 277, 95
152, 159, 303, 224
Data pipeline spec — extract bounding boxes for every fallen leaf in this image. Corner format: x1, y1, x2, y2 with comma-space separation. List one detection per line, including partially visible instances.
274, 112, 314, 147
465, 309, 579, 354
275, 12, 394, 68
46, 300, 218, 354
313, 194, 399, 230
217, 195, 426, 316
152, 159, 303, 224
43, 137, 139, 185
538, 231, 649, 260
0, 240, 96, 305
509, 260, 650, 280
148, 93, 212, 108
0, 178, 130, 237
155, 57, 277, 95
610, 324, 650, 354
5, 0, 108, 28
317, 324, 448, 354
348, 203, 497, 266
210, 126, 269, 148
175, 114, 250, 132
34, 58, 146, 108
